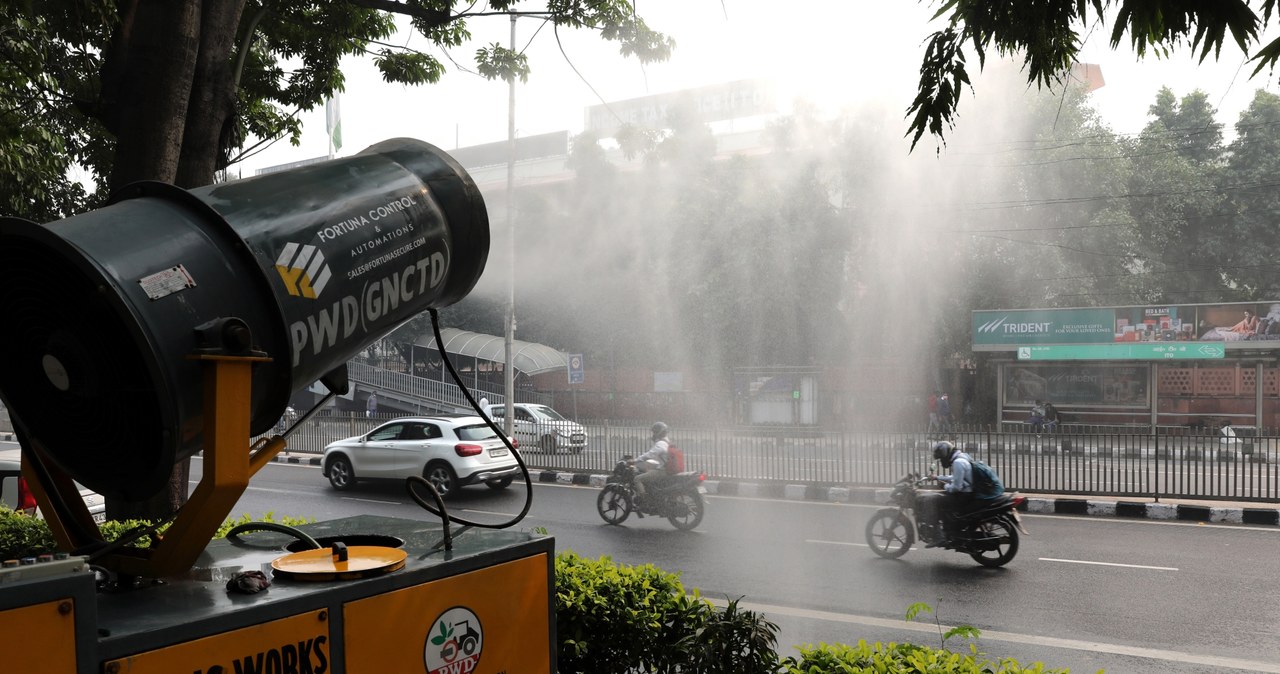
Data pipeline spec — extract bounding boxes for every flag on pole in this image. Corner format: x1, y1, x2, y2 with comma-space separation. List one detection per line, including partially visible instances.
325, 95, 343, 155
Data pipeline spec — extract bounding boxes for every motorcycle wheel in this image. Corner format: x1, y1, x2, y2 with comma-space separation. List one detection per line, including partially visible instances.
864, 508, 914, 559
667, 491, 705, 531
967, 517, 1020, 568
597, 485, 632, 525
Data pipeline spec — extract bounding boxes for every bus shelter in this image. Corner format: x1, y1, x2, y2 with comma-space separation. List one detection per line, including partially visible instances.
974, 302, 1280, 432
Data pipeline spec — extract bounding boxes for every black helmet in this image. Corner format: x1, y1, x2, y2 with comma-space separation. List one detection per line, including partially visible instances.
932, 441, 957, 467
651, 421, 670, 441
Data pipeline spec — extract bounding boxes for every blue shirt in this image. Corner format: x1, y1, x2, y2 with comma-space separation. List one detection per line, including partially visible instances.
937, 452, 973, 494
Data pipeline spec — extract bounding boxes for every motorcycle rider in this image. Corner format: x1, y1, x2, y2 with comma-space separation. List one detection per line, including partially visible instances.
929, 440, 976, 546
630, 422, 672, 505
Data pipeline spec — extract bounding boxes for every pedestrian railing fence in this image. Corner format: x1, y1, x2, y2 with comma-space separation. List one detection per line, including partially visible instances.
255, 414, 1280, 503
6, 410, 1274, 503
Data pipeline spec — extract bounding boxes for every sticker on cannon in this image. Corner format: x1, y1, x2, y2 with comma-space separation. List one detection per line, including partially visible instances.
138, 264, 197, 301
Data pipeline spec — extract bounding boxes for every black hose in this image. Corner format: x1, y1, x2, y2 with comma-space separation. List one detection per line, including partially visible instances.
411, 308, 534, 533
405, 475, 453, 550
226, 522, 321, 550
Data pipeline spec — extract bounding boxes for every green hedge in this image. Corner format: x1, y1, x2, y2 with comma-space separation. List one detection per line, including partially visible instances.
784, 641, 1072, 673
555, 550, 783, 674
0, 507, 311, 559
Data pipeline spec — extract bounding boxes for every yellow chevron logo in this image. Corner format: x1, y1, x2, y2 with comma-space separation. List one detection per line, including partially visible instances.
275, 243, 331, 299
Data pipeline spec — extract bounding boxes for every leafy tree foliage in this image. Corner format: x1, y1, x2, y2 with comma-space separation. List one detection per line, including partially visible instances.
909, 0, 1280, 151
1221, 90, 1280, 296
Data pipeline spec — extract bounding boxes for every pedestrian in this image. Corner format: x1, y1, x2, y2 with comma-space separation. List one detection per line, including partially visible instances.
927, 391, 939, 433
1028, 399, 1046, 434
478, 396, 490, 421
366, 392, 378, 419
1042, 400, 1060, 433
937, 393, 951, 432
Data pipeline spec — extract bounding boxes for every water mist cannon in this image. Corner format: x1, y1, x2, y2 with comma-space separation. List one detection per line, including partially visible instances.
0, 138, 489, 501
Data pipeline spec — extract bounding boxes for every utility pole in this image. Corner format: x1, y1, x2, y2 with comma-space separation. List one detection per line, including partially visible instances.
503, 14, 516, 437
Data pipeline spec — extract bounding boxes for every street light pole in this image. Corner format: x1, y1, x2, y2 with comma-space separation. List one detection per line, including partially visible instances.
503, 14, 516, 437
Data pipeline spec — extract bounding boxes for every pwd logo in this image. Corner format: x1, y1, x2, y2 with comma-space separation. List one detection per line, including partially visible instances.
276, 242, 332, 299
424, 607, 483, 674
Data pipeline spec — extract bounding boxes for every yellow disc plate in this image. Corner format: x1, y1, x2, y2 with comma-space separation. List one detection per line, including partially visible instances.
272, 546, 408, 581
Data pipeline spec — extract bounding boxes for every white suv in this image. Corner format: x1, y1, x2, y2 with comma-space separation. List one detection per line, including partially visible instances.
486, 403, 587, 454
322, 415, 521, 498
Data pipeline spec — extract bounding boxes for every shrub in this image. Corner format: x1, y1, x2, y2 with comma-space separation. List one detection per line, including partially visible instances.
782, 641, 1071, 673
555, 551, 784, 674
677, 596, 782, 674
0, 506, 58, 559
555, 550, 702, 674
0, 508, 312, 560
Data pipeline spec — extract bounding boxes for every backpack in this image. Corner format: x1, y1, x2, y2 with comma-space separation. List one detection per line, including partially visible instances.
969, 458, 1004, 500
666, 446, 685, 474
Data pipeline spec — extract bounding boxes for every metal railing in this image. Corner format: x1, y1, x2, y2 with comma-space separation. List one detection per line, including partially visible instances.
6, 404, 1271, 502
263, 415, 1280, 503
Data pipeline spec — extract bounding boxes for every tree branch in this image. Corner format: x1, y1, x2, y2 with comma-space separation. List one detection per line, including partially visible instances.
343, 0, 451, 25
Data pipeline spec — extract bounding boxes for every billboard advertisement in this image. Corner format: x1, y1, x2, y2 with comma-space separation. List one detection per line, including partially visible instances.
975, 302, 1280, 351
1004, 363, 1149, 406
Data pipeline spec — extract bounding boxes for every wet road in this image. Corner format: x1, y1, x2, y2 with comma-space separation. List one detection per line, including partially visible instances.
207, 459, 1280, 673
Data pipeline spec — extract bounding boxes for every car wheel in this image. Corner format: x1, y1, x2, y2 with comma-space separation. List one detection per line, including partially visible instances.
424, 462, 459, 498
486, 476, 514, 490
327, 456, 356, 491
540, 435, 557, 454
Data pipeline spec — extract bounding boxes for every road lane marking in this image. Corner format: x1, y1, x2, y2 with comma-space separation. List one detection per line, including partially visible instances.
340, 497, 402, 505
807, 539, 868, 547
241, 486, 299, 494
714, 598, 1280, 673
461, 508, 517, 517
1039, 557, 1178, 571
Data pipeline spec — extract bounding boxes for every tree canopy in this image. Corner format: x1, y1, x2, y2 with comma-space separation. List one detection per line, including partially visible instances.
908, 0, 1280, 151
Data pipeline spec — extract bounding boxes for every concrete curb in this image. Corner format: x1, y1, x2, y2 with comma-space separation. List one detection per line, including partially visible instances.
523, 469, 1280, 526
269, 455, 323, 466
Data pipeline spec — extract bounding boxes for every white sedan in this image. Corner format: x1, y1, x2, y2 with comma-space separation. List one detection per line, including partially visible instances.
322, 415, 520, 498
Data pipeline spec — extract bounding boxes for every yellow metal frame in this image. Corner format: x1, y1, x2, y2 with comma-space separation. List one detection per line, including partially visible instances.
26, 353, 289, 578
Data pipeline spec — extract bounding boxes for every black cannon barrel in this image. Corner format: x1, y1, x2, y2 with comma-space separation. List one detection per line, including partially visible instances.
0, 138, 489, 500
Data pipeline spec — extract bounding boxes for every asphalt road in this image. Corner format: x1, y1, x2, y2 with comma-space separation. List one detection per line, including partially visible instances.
200, 458, 1280, 674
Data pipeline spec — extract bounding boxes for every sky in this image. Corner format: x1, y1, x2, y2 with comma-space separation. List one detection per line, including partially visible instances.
231, 1, 1280, 176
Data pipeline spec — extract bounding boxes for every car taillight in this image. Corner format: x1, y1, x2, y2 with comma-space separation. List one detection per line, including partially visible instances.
455, 443, 485, 457
16, 476, 38, 515
698, 472, 706, 482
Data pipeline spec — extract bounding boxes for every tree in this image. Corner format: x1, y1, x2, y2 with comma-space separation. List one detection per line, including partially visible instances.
1, 0, 671, 520
1123, 88, 1230, 303
1, 0, 673, 217
908, 0, 1280, 151
1220, 89, 1280, 296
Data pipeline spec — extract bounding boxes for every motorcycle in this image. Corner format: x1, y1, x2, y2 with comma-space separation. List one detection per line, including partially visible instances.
865, 472, 1028, 567
596, 455, 707, 531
